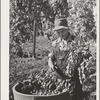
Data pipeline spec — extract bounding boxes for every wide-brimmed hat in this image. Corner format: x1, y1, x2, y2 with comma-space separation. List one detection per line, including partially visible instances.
53, 18, 68, 31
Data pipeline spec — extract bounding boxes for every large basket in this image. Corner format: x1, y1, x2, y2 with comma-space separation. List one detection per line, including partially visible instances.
13, 83, 71, 100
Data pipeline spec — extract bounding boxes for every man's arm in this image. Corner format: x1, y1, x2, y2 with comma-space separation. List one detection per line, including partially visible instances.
48, 53, 56, 71
48, 38, 58, 71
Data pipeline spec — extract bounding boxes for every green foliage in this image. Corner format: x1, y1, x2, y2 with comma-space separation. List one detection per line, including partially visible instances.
10, 0, 70, 58
68, 0, 96, 41
16, 73, 71, 95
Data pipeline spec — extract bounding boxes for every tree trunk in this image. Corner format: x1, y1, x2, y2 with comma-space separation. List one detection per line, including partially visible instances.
32, 20, 36, 58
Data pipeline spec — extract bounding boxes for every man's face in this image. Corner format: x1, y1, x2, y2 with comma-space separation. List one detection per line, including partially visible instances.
56, 29, 69, 40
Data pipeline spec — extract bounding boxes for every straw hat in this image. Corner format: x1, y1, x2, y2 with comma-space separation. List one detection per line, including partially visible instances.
53, 18, 68, 31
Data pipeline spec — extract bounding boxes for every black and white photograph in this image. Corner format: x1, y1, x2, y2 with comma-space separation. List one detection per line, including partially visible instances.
1, 0, 99, 100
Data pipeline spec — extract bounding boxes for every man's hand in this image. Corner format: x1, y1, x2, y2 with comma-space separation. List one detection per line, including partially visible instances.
48, 58, 54, 71
48, 53, 55, 71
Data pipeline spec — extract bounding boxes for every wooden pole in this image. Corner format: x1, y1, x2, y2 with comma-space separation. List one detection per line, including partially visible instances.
33, 20, 36, 58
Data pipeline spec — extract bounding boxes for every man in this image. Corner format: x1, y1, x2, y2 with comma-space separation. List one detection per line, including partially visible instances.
48, 18, 83, 100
